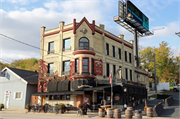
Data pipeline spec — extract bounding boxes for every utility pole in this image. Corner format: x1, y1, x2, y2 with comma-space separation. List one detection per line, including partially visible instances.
154, 53, 157, 95
175, 32, 180, 85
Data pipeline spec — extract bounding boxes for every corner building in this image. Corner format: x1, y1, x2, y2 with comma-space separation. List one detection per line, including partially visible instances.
38, 17, 149, 109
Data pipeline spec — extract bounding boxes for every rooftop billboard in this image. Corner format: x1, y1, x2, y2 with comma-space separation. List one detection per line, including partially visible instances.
127, 1, 149, 30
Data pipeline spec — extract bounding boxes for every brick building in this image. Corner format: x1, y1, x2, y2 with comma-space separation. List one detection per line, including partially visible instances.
34, 17, 149, 109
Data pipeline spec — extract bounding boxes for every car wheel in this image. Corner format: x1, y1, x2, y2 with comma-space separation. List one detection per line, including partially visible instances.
173, 88, 177, 92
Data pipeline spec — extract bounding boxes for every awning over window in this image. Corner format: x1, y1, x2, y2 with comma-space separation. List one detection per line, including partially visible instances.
32, 91, 84, 96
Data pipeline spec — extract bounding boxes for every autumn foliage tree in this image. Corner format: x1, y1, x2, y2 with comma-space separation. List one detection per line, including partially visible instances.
139, 41, 179, 84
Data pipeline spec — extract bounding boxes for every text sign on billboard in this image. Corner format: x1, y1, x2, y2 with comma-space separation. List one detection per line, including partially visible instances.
127, 1, 149, 30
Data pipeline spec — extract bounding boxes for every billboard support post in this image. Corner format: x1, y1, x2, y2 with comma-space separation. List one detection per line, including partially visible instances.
134, 28, 139, 67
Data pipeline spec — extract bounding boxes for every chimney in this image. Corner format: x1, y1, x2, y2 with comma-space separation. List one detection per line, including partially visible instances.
130, 40, 134, 45
118, 34, 124, 40
59, 21, 65, 30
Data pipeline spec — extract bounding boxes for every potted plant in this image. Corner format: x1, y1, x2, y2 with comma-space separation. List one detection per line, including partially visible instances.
26, 104, 31, 112
0, 103, 4, 111
44, 103, 49, 113
60, 104, 66, 114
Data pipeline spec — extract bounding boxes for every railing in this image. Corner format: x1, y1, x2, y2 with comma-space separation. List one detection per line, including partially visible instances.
48, 50, 54, 54
62, 46, 71, 51
61, 71, 70, 75
72, 72, 96, 76
74, 46, 94, 51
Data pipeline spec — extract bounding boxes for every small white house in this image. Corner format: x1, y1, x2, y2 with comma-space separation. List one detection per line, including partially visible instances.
0, 67, 38, 109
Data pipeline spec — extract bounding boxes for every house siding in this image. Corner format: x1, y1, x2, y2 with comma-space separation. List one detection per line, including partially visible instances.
0, 69, 27, 109
25, 84, 37, 106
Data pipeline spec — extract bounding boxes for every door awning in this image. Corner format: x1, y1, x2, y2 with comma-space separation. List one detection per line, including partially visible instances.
32, 91, 84, 96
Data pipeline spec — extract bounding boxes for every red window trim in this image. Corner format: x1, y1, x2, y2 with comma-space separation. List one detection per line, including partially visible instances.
75, 58, 80, 73
82, 57, 89, 73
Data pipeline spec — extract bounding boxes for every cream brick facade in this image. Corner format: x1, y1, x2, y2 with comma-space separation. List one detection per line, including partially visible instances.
40, 17, 149, 89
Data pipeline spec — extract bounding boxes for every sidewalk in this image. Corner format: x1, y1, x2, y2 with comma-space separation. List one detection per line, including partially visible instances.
1, 109, 177, 119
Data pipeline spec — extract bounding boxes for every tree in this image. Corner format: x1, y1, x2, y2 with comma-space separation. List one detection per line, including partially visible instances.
139, 41, 178, 83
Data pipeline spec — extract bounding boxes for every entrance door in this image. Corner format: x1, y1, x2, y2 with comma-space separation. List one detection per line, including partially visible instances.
4, 91, 10, 108
76, 95, 83, 108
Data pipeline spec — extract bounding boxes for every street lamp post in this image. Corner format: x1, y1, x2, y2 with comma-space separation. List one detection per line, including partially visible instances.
175, 32, 180, 85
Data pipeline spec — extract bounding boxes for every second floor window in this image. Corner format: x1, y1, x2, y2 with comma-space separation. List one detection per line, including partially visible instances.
79, 37, 89, 49
48, 42, 54, 54
106, 43, 109, 55
48, 63, 54, 76
83, 58, 89, 72
63, 60, 70, 74
118, 48, 121, 59
112, 46, 115, 57
63, 38, 71, 51
125, 51, 127, 62
75, 59, 79, 73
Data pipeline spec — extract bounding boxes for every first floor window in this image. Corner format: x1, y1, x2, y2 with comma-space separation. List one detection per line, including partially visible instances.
15, 92, 22, 99
92, 58, 94, 74
63, 60, 70, 74
106, 63, 109, 77
83, 58, 89, 72
113, 65, 116, 76
130, 70, 132, 81
48, 63, 54, 76
125, 68, 128, 80
75, 59, 79, 73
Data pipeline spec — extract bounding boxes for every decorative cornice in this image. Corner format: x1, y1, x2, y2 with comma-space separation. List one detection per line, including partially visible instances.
62, 27, 73, 32
105, 33, 122, 44
43, 30, 60, 37
73, 50, 95, 56
95, 29, 103, 35
124, 43, 133, 49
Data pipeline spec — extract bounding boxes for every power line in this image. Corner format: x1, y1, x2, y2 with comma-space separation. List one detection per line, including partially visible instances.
0, 33, 100, 63
0, 58, 12, 64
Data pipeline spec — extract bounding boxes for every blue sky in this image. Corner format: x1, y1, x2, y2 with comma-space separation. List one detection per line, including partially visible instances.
0, 0, 180, 63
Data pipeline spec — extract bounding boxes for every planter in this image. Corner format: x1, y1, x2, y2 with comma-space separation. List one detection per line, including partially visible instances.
0, 107, 2, 111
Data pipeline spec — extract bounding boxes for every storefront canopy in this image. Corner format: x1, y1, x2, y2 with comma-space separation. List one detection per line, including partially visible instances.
32, 91, 84, 96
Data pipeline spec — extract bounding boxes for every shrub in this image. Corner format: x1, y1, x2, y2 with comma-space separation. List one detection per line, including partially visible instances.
58, 103, 64, 110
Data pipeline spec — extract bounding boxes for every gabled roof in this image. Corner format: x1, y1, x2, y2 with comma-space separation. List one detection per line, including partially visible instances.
3, 67, 38, 84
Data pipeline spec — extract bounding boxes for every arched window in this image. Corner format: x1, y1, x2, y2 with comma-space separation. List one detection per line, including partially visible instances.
79, 37, 89, 49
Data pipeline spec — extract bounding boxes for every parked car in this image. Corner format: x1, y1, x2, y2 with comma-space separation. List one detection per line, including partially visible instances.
173, 85, 180, 92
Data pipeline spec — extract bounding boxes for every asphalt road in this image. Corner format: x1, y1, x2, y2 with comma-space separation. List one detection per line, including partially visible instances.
159, 91, 180, 118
